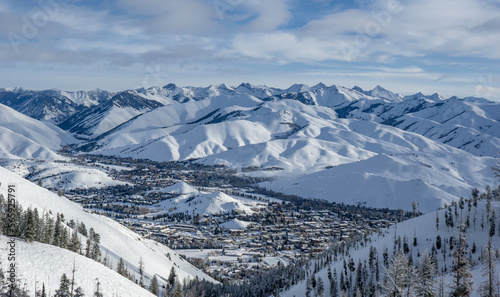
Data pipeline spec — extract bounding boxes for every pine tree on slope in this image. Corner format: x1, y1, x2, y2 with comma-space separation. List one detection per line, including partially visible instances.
480, 239, 497, 297
54, 273, 71, 297
414, 250, 437, 297
450, 226, 474, 297
383, 250, 408, 296
150, 275, 159, 296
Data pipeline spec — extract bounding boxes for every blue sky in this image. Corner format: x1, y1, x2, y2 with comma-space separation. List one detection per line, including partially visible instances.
1, 0, 499, 99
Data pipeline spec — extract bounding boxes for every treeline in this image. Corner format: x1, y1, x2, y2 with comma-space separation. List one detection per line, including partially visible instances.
0, 194, 102, 260
182, 257, 309, 297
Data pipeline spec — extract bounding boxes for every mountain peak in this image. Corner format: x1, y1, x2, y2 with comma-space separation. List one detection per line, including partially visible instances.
352, 86, 364, 92
311, 82, 327, 91
286, 83, 310, 93
163, 83, 178, 90
237, 82, 255, 89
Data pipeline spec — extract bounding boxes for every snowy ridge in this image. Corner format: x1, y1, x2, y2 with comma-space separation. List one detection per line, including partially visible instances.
0, 103, 76, 161
0, 159, 127, 190
0, 104, 76, 151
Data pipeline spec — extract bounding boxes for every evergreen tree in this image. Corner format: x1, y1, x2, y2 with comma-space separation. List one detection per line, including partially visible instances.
78, 222, 88, 237
53, 214, 63, 247
450, 227, 474, 297
306, 276, 312, 297
486, 186, 493, 219
42, 213, 55, 244
23, 208, 36, 242
139, 257, 145, 287
436, 211, 440, 231
69, 230, 81, 253
33, 208, 42, 241
168, 267, 177, 288
117, 257, 126, 276
480, 239, 497, 297
173, 281, 183, 297
436, 235, 442, 250
330, 269, 338, 297
74, 287, 85, 297
383, 250, 407, 296
91, 241, 101, 262
414, 250, 437, 297
60, 227, 69, 249
490, 210, 496, 238
150, 275, 159, 296
54, 273, 71, 297
317, 276, 324, 297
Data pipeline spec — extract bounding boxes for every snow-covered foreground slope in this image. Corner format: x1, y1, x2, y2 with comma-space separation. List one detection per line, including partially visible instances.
282, 199, 500, 297
0, 236, 155, 297
0, 166, 214, 294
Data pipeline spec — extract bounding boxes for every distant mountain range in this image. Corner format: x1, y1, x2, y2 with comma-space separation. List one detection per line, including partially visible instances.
0, 83, 499, 212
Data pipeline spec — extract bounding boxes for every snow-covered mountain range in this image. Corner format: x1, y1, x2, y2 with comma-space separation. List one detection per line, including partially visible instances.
0, 83, 499, 212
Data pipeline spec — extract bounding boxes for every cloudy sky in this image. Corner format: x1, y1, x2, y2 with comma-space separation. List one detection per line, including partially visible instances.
1, 0, 499, 99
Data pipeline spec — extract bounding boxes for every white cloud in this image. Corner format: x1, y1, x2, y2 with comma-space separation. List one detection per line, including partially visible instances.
231, 32, 336, 62
231, 0, 500, 62
117, 0, 220, 35
58, 39, 163, 55
243, 0, 291, 31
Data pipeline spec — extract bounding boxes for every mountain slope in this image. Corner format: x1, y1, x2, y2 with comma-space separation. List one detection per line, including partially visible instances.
0, 166, 215, 293
58, 91, 164, 138
334, 95, 500, 157
0, 88, 112, 123
282, 199, 500, 297
0, 103, 76, 160
0, 236, 156, 297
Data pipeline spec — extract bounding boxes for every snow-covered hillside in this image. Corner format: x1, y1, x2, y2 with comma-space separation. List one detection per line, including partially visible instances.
154, 190, 255, 216
282, 198, 500, 297
0, 103, 75, 160
0, 236, 156, 297
59, 91, 164, 138
0, 158, 127, 190
0, 166, 215, 295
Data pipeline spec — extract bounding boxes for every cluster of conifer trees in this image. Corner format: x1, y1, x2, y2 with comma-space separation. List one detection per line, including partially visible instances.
0, 193, 103, 296
0, 194, 101, 260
